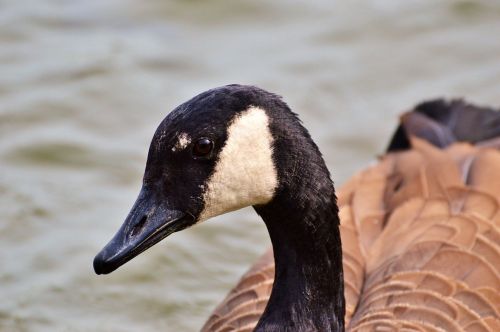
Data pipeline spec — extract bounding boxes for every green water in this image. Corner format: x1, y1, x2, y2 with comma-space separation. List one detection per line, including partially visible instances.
1, 0, 500, 331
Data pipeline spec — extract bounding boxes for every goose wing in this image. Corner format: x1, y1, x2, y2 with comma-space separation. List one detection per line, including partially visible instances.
202, 100, 500, 332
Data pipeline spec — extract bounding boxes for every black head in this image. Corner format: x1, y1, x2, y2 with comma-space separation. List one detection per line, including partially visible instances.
93, 84, 310, 274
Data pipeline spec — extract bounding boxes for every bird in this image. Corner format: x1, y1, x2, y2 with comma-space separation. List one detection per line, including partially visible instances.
93, 85, 500, 332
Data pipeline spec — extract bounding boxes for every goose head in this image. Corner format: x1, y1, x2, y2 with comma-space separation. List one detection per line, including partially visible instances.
94, 84, 322, 275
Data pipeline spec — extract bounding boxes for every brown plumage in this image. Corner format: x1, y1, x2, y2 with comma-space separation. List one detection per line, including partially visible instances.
202, 100, 500, 332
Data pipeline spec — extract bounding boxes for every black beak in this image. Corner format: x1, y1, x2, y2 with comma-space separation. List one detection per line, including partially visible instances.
93, 187, 195, 275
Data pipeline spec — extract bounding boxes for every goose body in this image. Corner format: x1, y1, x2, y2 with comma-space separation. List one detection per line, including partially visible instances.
94, 86, 500, 331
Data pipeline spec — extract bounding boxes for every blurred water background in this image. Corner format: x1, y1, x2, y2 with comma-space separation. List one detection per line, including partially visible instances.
1, 0, 500, 331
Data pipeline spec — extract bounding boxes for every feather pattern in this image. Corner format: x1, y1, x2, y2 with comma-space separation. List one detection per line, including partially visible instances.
202, 101, 500, 332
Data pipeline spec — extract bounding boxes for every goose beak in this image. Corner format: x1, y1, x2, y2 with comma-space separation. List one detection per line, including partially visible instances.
93, 187, 196, 275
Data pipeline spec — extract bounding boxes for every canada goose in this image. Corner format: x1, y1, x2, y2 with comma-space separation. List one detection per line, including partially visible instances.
94, 85, 500, 331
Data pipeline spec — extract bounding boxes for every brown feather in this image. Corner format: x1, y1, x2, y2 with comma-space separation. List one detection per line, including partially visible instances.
201, 105, 500, 332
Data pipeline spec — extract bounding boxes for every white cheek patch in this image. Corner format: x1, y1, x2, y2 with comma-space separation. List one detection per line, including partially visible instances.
198, 107, 278, 222
172, 132, 191, 152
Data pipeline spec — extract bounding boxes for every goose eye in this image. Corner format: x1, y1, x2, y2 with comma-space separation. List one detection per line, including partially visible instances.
192, 138, 214, 158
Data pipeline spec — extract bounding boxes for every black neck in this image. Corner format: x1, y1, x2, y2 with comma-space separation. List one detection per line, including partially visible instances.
253, 113, 345, 332
254, 184, 344, 332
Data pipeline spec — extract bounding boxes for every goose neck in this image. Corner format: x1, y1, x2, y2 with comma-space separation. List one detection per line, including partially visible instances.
254, 184, 345, 332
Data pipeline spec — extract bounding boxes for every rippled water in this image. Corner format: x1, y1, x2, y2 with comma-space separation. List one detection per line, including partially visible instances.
1, 0, 500, 331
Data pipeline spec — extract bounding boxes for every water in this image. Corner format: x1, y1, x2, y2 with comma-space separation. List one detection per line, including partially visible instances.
1, 0, 500, 331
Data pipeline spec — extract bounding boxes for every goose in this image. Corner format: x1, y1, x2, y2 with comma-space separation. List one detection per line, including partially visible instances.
94, 85, 500, 332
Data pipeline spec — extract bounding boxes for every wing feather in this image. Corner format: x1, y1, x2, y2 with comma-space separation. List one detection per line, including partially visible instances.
202, 105, 500, 331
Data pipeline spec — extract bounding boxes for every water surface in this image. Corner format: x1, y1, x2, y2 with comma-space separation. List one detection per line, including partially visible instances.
1, 0, 500, 331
